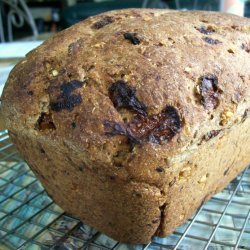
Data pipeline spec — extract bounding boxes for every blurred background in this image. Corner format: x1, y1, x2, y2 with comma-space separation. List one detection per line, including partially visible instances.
0, 0, 250, 42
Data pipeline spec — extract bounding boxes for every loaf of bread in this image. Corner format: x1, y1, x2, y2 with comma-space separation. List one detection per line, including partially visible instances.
1, 9, 250, 243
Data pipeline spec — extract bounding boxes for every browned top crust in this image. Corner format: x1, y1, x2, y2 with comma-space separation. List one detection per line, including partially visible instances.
2, 9, 250, 188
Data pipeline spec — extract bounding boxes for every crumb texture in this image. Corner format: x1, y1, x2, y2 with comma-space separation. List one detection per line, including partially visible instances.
1, 9, 250, 243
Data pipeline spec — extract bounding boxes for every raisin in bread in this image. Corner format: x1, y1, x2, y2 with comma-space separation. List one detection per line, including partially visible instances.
1, 9, 250, 243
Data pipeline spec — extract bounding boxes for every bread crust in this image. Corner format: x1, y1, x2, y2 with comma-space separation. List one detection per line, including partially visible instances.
1, 9, 250, 243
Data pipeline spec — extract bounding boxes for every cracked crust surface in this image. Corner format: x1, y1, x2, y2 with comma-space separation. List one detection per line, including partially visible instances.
1, 9, 250, 243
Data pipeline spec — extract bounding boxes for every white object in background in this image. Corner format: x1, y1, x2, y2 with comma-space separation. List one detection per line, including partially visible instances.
67, 0, 77, 6
30, 7, 52, 22
0, 41, 43, 59
0, 41, 43, 96
0, 66, 14, 96
220, 0, 245, 16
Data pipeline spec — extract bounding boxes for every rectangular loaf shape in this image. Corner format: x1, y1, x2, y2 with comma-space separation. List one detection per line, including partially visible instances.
1, 9, 250, 243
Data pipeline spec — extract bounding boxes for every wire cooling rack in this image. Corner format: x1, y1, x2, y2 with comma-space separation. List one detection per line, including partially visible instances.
0, 130, 249, 250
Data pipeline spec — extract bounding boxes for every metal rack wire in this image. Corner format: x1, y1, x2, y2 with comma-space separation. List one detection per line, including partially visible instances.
0, 130, 249, 250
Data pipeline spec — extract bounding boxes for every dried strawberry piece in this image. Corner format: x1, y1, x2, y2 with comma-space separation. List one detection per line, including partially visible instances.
123, 32, 141, 45
199, 74, 219, 110
202, 37, 221, 45
196, 26, 215, 35
92, 16, 114, 29
36, 113, 55, 130
50, 80, 84, 112
109, 80, 147, 116
105, 105, 181, 145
